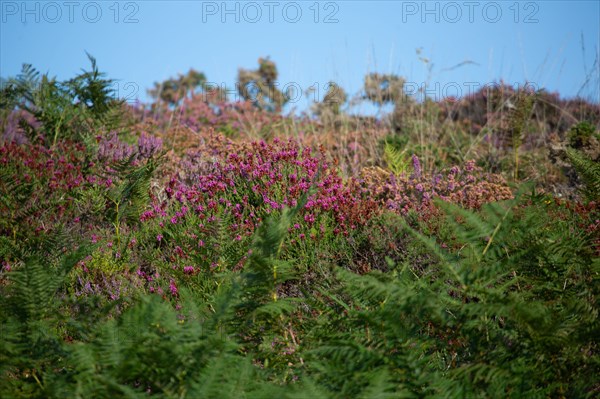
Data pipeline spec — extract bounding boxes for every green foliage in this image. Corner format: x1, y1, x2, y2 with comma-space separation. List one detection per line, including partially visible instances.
239, 195, 305, 311
0, 247, 90, 397
0, 192, 316, 398
148, 68, 222, 106
383, 139, 410, 175
567, 121, 599, 149
306, 188, 599, 397
363, 73, 407, 105
310, 81, 348, 124
508, 91, 535, 180
2, 57, 599, 397
1, 54, 125, 146
103, 154, 160, 245
566, 147, 600, 200
237, 57, 289, 112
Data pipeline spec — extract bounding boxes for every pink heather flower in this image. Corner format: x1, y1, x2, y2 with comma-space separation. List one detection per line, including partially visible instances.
294, 223, 301, 230
169, 280, 178, 296
91, 234, 98, 244
171, 216, 178, 224
465, 160, 476, 172
304, 213, 315, 224
235, 235, 242, 241
157, 234, 163, 242
140, 210, 155, 221
412, 154, 421, 178
174, 246, 184, 257
198, 239, 205, 247
183, 266, 194, 274
137, 133, 163, 158
415, 184, 424, 192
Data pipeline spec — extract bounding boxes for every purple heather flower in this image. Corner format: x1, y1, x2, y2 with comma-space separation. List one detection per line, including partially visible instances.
169, 280, 178, 296
183, 266, 195, 274
465, 160, 476, 172
2, 261, 11, 272
97, 131, 135, 162
137, 133, 163, 158
412, 154, 421, 178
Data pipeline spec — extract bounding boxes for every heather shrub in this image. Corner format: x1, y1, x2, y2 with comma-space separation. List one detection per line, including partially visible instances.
138, 136, 381, 294
0, 140, 90, 253
361, 156, 513, 213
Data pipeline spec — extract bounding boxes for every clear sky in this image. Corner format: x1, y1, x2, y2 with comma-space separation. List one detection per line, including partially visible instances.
1, 0, 599, 114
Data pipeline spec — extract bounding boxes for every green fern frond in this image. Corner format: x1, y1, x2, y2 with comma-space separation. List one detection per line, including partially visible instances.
383, 141, 409, 175
105, 155, 159, 229
565, 147, 600, 200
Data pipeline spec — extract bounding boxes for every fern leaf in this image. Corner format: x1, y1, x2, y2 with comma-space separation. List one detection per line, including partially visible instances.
383, 141, 409, 175
566, 147, 600, 200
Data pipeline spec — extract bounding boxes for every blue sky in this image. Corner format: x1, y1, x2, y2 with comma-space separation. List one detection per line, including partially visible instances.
1, 1, 599, 114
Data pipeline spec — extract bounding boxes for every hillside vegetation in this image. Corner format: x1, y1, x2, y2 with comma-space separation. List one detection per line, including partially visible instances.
1, 57, 598, 398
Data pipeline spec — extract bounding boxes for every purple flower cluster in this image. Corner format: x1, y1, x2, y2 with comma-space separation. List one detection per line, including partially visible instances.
144, 137, 380, 271
1, 110, 41, 145
361, 156, 513, 213
97, 131, 162, 163
137, 132, 163, 158
0, 141, 92, 236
